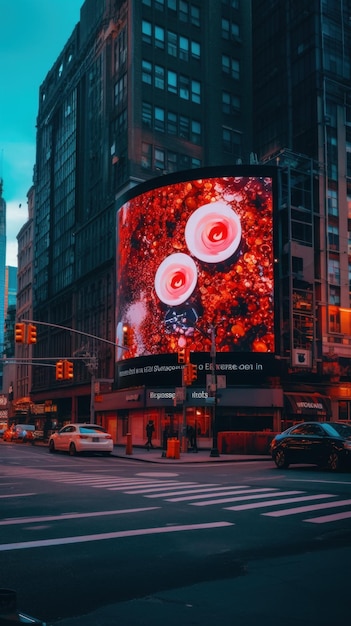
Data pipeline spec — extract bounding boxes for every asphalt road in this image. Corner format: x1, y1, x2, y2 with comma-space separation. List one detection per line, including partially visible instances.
0, 441, 350, 625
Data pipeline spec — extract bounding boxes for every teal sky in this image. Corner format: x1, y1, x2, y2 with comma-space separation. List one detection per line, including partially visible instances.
0, 0, 82, 265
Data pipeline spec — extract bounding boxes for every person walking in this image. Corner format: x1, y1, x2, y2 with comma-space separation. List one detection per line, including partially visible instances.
145, 420, 155, 450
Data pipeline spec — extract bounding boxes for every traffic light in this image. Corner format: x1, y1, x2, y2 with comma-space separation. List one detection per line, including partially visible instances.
189, 364, 198, 381
177, 347, 189, 364
15, 323, 25, 343
27, 324, 37, 344
63, 360, 74, 379
55, 360, 64, 380
122, 325, 133, 347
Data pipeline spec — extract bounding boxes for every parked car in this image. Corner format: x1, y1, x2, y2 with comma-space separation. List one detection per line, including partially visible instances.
3, 424, 35, 442
270, 421, 351, 471
48, 423, 114, 456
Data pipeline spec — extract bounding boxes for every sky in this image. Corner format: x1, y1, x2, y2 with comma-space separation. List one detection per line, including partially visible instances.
0, 0, 83, 266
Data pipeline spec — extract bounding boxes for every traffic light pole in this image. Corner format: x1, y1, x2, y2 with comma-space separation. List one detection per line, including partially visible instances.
209, 325, 220, 457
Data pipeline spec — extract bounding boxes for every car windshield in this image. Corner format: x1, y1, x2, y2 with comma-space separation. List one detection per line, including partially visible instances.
323, 422, 351, 438
79, 425, 105, 434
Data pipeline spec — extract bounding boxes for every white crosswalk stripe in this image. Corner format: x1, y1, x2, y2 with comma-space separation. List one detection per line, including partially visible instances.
1, 466, 351, 524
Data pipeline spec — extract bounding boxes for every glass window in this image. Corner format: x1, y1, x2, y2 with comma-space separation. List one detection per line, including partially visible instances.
155, 25, 165, 49
168, 31, 177, 56
141, 142, 152, 169
142, 20, 152, 44
155, 106, 165, 132
190, 5, 200, 27
191, 119, 201, 144
222, 91, 231, 114
167, 111, 177, 134
155, 0, 165, 10
328, 258, 340, 284
168, 0, 177, 9
142, 101, 152, 128
222, 54, 230, 74
328, 224, 339, 250
167, 151, 177, 172
155, 65, 165, 89
155, 147, 165, 169
179, 115, 190, 139
328, 189, 338, 216
167, 70, 177, 94
179, 75, 189, 100
191, 80, 201, 103
179, 0, 189, 21
222, 18, 230, 39
179, 36, 189, 61
191, 40, 200, 59
142, 59, 152, 84
191, 157, 201, 168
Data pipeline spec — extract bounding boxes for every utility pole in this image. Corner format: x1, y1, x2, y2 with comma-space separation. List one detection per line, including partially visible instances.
209, 325, 220, 457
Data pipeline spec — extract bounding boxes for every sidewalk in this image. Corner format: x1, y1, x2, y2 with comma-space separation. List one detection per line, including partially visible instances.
111, 444, 270, 464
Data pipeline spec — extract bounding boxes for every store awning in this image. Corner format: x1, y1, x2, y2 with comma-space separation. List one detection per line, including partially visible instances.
284, 393, 332, 418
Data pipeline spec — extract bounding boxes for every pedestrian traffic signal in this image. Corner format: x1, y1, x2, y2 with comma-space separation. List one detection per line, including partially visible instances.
55, 360, 64, 380
63, 360, 74, 379
27, 324, 37, 344
15, 323, 25, 343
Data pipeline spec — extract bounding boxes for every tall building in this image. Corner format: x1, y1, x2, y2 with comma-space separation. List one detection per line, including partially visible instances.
31, 0, 257, 441
252, 0, 351, 422
26, 0, 351, 447
0, 178, 6, 391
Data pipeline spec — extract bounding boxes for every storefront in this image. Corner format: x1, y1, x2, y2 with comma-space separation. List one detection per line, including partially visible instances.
282, 392, 332, 429
95, 385, 284, 448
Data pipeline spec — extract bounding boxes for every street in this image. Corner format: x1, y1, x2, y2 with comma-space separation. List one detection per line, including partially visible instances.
1, 441, 350, 625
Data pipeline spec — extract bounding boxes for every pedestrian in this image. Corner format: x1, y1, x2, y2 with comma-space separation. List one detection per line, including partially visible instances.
145, 419, 155, 450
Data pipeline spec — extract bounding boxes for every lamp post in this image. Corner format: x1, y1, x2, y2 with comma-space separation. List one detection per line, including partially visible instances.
209, 325, 220, 457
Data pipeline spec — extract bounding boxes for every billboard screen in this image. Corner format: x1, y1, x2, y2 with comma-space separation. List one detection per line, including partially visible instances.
116, 167, 276, 384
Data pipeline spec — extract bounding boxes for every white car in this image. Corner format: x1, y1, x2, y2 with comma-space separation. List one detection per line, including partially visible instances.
48, 423, 114, 456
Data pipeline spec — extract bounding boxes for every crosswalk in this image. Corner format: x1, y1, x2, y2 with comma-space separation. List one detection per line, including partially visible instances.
1, 466, 351, 524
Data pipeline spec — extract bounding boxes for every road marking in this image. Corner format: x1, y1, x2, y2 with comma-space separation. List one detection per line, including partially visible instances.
0, 521, 233, 552
227, 493, 336, 511
0, 507, 160, 526
305, 509, 351, 523
124, 483, 218, 495
0, 493, 36, 499
144, 485, 248, 498
264, 497, 351, 517
169, 487, 278, 503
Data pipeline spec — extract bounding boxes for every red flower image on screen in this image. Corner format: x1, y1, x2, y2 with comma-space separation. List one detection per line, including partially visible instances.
116, 175, 274, 359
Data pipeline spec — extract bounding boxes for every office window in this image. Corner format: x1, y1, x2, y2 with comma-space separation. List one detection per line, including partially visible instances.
179, 115, 190, 139
142, 59, 152, 84
179, 36, 189, 61
155, 106, 165, 132
328, 224, 339, 251
328, 258, 340, 284
168, 31, 177, 56
191, 40, 200, 59
167, 0, 176, 9
114, 74, 127, 106
155, 0, 165, 10
327, 189, 338, 216
142, 20, 152, 44
222, 55, 240, 79
167, 111, 177, 134
167, 151, 177, 172
141, 142, 152, 169
222, 18, 230, 39
191, 120, 201, 144
191, 157, 201, 168
222, 127, 242, 156
179, 75, 189, 100
329, 286, 340, 306
155, 25, 165, 49
142, 0, 151, 5
222, 92, 241, 114
155, 147, 165, 169
155, 65, 165, 89
167, 70, 177, 94
142, 101, 152, 128
190, 5, 200, 27
191, 80, 201, 103
179, 0, 189, 22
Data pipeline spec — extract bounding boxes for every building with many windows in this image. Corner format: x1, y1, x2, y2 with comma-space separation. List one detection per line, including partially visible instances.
22, 0, 351, 450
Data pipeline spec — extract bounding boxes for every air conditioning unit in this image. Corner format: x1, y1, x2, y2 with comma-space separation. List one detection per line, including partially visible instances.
292, 349, 312, 368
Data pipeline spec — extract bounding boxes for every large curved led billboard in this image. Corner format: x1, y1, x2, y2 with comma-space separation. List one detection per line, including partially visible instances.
116, 166, 277, 387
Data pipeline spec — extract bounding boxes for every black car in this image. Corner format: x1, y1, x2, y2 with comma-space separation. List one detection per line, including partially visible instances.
270, 421, 351, 471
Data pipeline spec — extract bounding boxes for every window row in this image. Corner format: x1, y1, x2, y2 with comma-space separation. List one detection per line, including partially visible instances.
142, 0, 200, 26
142, 61, 201, 102
221, 18, 240, 40
142, 102, 201, 143
142, 21, 201, 60
141, 142, 201, 172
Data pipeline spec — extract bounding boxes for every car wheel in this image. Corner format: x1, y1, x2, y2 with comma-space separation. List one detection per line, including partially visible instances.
49, 440, 56, 453
69, 442, 77, 456
327, 451, 340, 472
274, 449, 289, 469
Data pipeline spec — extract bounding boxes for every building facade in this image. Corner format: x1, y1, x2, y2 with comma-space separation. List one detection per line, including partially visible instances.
22, 0, 351, 449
